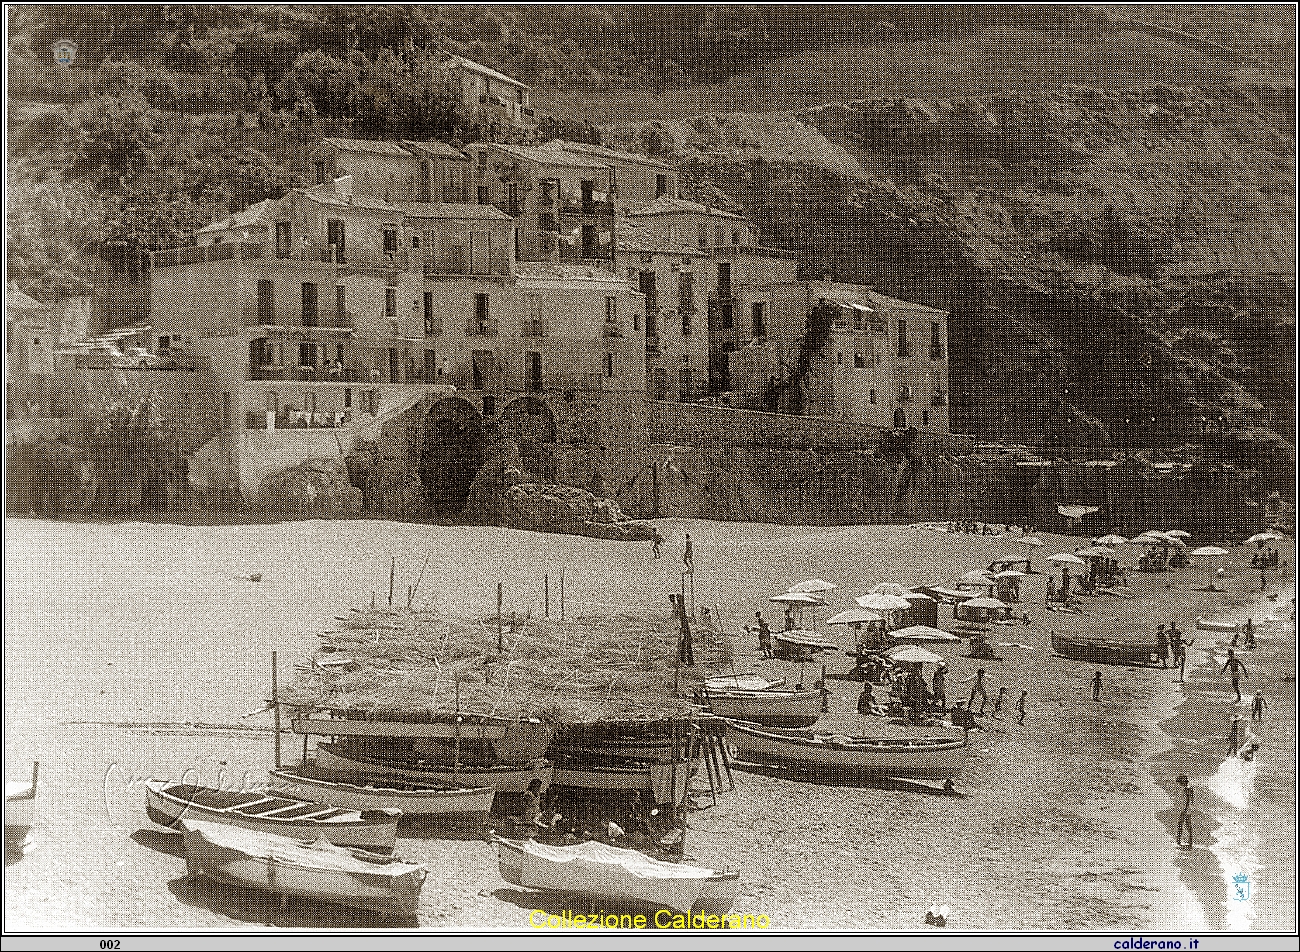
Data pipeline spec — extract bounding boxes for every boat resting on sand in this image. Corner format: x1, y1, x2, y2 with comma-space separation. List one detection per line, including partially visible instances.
1196, 617, 1242, 633
495, 836, 741, 916
705, 689, 823, 728
772, 631, 839, 662
315, 742, 552, 794
551, 760, 690, 803
5, 762, 38, 830
145, 781, 399, 852
1050, 631, 1160, 667
269, 762, 494, 816
724, 720, 968, 780
704, 674, 786, 693
181, 820, 425, 918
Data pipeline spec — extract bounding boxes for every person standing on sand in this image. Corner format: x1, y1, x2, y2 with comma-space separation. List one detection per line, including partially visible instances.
1156, 625, 1169, 668
992, 686, 1007, 718
1017, 689, 1027, 725
1175, 775, 1194, 847
1228, 715, 1241, 756
755, 611, 773, 658
683, 533, 694, 573
1221, 649, 1249, 703
957, 667, 990, 714
1092, 671, 1103, 702
1252, 692, 1267, 722
931, 663, 947, 713
651, 531, 663, 559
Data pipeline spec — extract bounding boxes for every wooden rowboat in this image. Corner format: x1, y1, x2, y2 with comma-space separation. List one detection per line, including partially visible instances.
495, 836, 741, 916
725, 720, 968, 780
772, 631, 839, 662
1051, 631, 1160, 667
269, 761, 495, 816
704, 674, 786, 692
1196, 617, 1242, 633
181, 820, 426, 918
315, 742, 552, 794
705, 689, 823, 728
5, 762, 38, 830
551, 760, 690, 803
291, 716, 554, 767
145, 780, 399, 852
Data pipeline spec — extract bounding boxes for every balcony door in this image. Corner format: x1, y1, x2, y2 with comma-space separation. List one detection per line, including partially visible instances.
302, 282, 318, 326
326, 219, 345, 263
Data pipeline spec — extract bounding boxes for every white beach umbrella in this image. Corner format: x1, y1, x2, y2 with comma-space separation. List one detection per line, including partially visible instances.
826, 608, 884, 626
855, 592, 912, 612
1016, 536, 1044, 547
993, 569, 1027, 579
1191, 546, 1230, 557
1075, 546, 1115, 558
960, 570, 996, 585
870, 583, 912, 597
1048, 553, 1087, 566
1245, 533, 1274, 545
1094, 534, 1129, 546
788, 579, 838, 594
1164, 530, 1191, 539
890, 625, 962, 644
884, 644, 945, 665
961, 596, 1008, 610
770, 592, 824, 604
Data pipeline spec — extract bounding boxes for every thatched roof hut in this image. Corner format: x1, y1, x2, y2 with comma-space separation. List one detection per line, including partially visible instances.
281, 605, 732, 726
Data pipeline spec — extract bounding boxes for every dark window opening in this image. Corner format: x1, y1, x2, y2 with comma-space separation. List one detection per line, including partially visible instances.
717, 262, 731, 296
301, 283, 318, 326
385, 288, 397, 318
476, 293, 490, 332
922, 409, 930, 425
751, 302, 766, 339
478, 185, 490, 205
424, 292, 435, 336
604, 353, 614, 377
897, 319, 909, 358
257, 280, 274, 324
526, 351, 543, 391
335, 285, 346, 325
314, 160, 328, 185
656, 174, 668, 197
327, 219, 345, 263
275, 222, 292, 258
482, 394, 496, 416
383, 229, 398, 260
931, 321, 944, 360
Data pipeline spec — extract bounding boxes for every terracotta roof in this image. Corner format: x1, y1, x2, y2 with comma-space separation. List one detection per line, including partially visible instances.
441, 54, 528, 89
320, 137, 413, 158
197, 199, 274, 234
301, 189, 403, 214
396, 202, 512, 221
401, 140, 469, 162
627, 197, 744, 220
553, 140, 673, 172
613, 222, 700, 256
486, 142, 606, 170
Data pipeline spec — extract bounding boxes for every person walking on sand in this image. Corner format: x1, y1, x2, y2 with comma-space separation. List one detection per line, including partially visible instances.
857, 681, 874, 719
931, 663, 947, 713
957, 667, 990, 715
683, 533, 694, 573
651, 531, 663, 559
992, 686, 1007, 718
1252, 692, 1267, 722
1175, 775, 1194, 847
1017, 689, 1028, 725
1092, 671, 1103, 702
1221, 649, 1249, 703
755, 611, 773, 658
1156, 624, 1169, 668
1228, 715, 1241, 756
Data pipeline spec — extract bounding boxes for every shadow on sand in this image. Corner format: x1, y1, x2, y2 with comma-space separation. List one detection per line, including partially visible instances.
167, 874, 416, 928
728, 760, 965, 796
131, 827, 186, 859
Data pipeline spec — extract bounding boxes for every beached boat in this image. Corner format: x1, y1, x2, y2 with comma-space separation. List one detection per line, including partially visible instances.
704, 674, 786, 693
268, 762, 495, 816
1050, 631, 1160, 667
1196, 617, 1242, 633
772, 631, 839, 662
495, 836, 741, 916
145, 780, 399, 852
291, 715, 554, 767
181, 820, 426, 918
5, 762, 38, 830
724, 720, 968, 780
705, 688, 823, 728
315, 742, 552, 794
551, 760, 690, 803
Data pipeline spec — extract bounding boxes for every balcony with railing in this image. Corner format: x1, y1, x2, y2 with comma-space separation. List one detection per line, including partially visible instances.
154, 240, 411, 273
516, 229, 615, 265
520, 318, 547, 338
422, 247, 510, 278
466, 317, 499, 337
248, 364, 368, 383
244, 304, 355, 330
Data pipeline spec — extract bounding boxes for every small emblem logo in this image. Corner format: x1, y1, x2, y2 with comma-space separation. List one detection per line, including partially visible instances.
1232, 873, 1250, 901
51, 40, 77, 66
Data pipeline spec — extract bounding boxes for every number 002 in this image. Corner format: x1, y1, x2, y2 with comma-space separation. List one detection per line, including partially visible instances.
100, 942, 121, 950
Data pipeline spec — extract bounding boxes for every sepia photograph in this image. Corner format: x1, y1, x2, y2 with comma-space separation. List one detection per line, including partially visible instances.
3, 3, 1296, 944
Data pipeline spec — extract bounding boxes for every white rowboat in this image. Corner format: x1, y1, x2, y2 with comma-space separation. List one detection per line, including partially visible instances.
181, 820, 426, 918
495, 836, 741, 916
145, 780, 399, 852
725, 720, 968, 780
315, 742, 552, 794
5, 762, 38, 829
705, 689, 823, 728
269, 762, 495, 816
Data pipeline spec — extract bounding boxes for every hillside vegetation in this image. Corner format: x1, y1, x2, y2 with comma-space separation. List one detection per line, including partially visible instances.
6, 4, 1295, 487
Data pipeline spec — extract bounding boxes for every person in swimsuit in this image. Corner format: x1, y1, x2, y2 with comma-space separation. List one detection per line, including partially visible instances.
1221, 650, 1249, 703
1175, 775, 1194, 847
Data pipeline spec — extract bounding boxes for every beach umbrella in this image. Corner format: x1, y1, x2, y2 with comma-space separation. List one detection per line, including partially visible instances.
961, 596, 1008, 610
1191, 546, 1230, 557
1016, 536, 1044, 547
1094, 534, 1129, 546
890, 625, 962, 644
960, 570, 996, 584
993, 569, 1026, 578
1245, 532, 1274, 545
788, 579, 838, 594
1264, 532, 1284, 541
1048, 553, 1086, 566
902, 591, 936, 600
1074, 546, 1114, 558
1164, 535, 1188, 548
883, 645, 944, 665
870, 583, 912, 597
855, 592, 912, 611
1139, 530, 1167, 540
770, 592, 824, 604
1164, 530, 1191, 539
826, 608, 883, 625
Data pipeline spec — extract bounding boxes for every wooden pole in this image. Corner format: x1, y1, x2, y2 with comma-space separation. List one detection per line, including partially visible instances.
544, 574, 550, 618
559, 570, 565, 620
497, 581, 504, 652
388, 557, 396, 607
271, 651, 281, 769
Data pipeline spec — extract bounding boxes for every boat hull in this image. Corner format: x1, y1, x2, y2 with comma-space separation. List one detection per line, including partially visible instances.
725, 721, 967, 780
145, 782, 398, 852
181, 820, 425, 918
5, 788, 36, 829
315, 743, 552, 794
551, 762, 690, 803
496, 837, 740, 916
1051, 633, 1160, 667
1196, 617, 1241, 633
706, 690, 823, 728
268, 765, 495, 816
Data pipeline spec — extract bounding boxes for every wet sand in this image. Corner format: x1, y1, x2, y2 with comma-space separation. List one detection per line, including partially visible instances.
4, 515, 1292, 930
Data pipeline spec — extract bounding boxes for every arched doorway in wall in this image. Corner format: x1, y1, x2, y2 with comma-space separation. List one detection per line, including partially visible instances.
496, 395, 557, 483
894, 408, 907, 428
421, 397, 487, 516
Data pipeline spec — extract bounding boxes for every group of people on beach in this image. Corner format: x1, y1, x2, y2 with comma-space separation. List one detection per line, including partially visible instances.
516, 780, 684, 858
853, 661, 1028, 727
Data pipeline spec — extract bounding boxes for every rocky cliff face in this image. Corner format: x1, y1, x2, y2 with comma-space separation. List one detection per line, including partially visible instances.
606, 85, 1295, 491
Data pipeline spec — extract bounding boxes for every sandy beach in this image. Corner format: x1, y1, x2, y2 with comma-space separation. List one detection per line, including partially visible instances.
4, 514, 1293, 931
